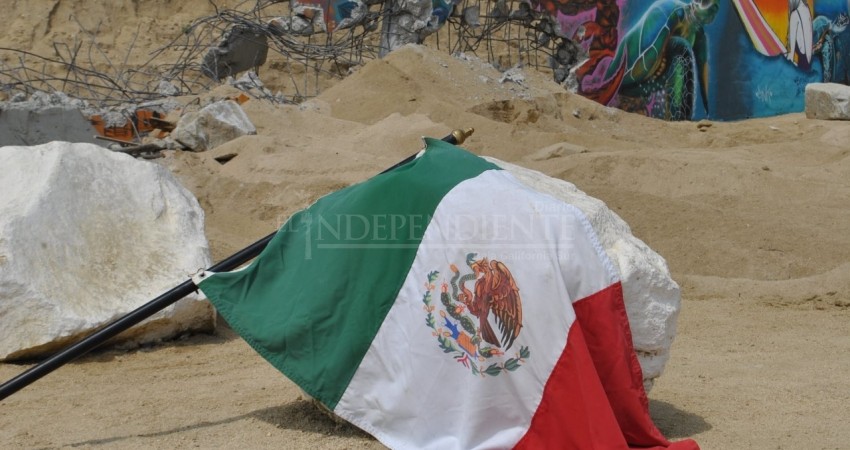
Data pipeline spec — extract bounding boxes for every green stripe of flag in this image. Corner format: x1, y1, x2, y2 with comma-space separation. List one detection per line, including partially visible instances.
198, 138, 499, 408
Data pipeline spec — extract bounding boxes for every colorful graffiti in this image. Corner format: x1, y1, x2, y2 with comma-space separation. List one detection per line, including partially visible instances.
732, 0, 812, 66
598, 0, 718, 120
814, 13, 850, 82
734, 0, 850, 82
723, 0, 850, 118
529, 0, 850, 120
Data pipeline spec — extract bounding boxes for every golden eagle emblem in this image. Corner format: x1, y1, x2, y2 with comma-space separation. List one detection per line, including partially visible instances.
421, 253, 529, 377
457, 253, 523, 350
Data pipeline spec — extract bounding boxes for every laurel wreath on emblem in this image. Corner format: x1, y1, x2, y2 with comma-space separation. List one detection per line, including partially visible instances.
422, 253, 530, 377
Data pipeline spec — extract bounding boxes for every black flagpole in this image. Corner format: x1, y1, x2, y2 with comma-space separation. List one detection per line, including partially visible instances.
0, 128, 474, 402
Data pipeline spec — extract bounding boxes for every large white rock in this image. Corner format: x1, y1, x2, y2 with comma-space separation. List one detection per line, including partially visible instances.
0, 142, 214, 361
488, 158, 680, 391
805, 83, 850, 120
171, 100, 256, 151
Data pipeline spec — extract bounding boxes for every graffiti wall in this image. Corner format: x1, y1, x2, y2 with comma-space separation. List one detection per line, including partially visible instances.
528, 0, 850, 120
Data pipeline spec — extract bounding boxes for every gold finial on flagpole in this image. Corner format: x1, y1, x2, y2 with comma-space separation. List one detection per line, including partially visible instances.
451, 128, 475, 145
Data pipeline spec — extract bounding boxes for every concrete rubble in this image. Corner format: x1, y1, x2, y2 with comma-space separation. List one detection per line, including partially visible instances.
201, 25, 269, 81
170, 99, 257, 151
1, 84, 257, 156
0, 142, 214, 361
498, 67, 526, 85
0, 91, 185, 151
805, 82, 850, 120
379, 0, 442, 56
0, 92, 101, 146
228, 71, 287, 103
268, 0, 367, 35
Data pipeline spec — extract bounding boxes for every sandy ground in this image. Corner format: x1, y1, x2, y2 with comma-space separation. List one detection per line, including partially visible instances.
2, 2, 850, 448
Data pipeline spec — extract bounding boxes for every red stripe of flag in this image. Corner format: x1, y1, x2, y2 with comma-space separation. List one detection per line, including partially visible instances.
515, 283, 700, 449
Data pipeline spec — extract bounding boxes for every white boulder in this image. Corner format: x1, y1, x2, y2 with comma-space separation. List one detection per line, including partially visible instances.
171, 100, 256, 151
0, 142, 214, 361
805, 83, 850, 120
489, 158, 680, 391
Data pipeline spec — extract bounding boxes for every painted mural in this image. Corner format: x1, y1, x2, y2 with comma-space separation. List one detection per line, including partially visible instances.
528, 0, 850, 120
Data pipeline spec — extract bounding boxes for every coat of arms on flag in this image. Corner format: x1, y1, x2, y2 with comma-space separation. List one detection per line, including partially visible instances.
422, 253, 529, 377
422, 253, 531, 376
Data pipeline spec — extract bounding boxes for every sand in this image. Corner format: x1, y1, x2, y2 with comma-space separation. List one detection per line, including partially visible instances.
2, 2, 850, 448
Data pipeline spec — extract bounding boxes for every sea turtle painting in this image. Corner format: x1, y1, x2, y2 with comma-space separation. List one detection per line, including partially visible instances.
590, 0, 719, 120
814, 13, 850, 84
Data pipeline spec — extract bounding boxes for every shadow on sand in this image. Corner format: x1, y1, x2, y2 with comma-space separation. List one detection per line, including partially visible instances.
59, 400, 372, 449
650, 399, 712, 439
59, 397, 706, 448
252, 400, 373, 439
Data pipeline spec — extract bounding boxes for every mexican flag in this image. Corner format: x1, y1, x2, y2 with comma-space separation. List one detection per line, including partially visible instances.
194, 138, 699, 450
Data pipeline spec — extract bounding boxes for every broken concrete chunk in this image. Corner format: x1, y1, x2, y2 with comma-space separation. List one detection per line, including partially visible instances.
488, 158, 682, 391
171, 100, 256, 151
336, 0, 368, 30
0, 142, 214, 361
805, 83, 850, 120
379, 0, 434, 56
158, 80, 181, 96
201, 26, 269, 81
0, 92, 101, 146
462, 5, 481, 27
269, 15, 315, 35
499, 67, 526, 85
